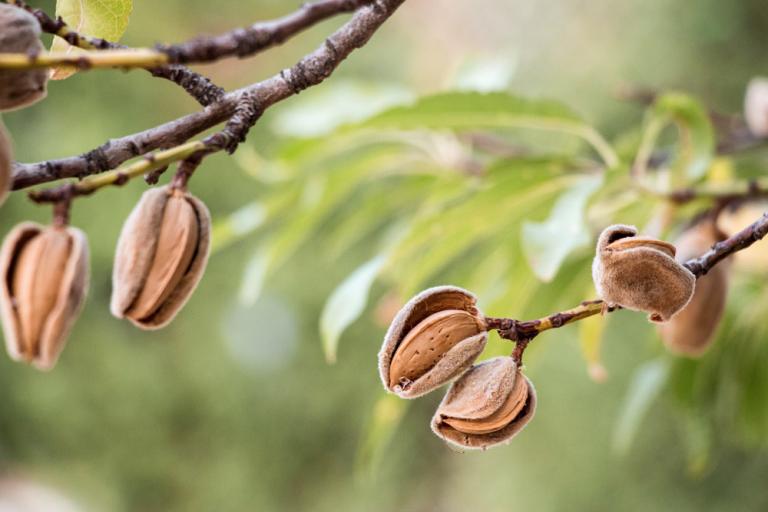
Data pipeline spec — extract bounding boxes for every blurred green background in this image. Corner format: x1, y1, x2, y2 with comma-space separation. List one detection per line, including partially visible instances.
2, 0, 768, 510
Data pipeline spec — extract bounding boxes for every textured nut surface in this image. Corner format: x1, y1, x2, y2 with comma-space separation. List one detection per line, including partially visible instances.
0, 122, 10, 206
388, 309, 485, 388
111, 186, 211, 329
431, 357, 536, 450
0, 4, 48, 112
592, 224, 695, 322
659, 221, 729, 357
0, 223, 90, 370
378, 286, 487, 399
745, 77, 768, 137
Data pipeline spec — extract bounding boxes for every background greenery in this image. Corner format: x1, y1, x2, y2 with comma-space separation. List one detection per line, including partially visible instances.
1, 0, 768, 510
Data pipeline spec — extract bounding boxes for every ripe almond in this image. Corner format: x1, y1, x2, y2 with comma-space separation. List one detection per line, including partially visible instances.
431, 357, 536, 449
111, 186, 211, 330
378, 286, 488, 399
0, 223, 90, 370
592, 224, 695, 322
658, 220, 729, 357
0, 4, 48, 112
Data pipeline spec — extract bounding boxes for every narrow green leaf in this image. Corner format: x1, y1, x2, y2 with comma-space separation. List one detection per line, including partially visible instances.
238, 247, 271, 306
635, 93, 715, 184
521, 174, 602, 281
653, 93, 714, 181
355, 394, 408, 481
578, 305, 608, 383
358, 92, 618, 167
211, 202, 267, 253
51, 0, 133, 80
320, 255, 386, 364
613, 358, 671, 455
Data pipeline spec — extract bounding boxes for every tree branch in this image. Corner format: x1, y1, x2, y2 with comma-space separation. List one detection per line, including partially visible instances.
0, 0, 374, 71
485, 211, 768, 350
8, 0, 225, 106
11, 0, 405, 190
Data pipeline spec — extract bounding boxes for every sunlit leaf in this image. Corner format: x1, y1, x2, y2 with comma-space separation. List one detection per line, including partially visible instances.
358, 92, 618, 167
521, 174, 602, 281
355, 394, 408, 481
238, 247, 271, 306
578, 307, 608, 383
211, 202, 267, 253
320, 255, 386, 364
635, 93, 714, 185
271, 80, 413, 138
613, 358, 671, 455
51, 0, 133, 80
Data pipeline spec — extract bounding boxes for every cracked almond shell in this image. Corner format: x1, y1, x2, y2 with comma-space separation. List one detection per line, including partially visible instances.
0, 4, 48, 112
0, 222, 90, 370
378, 285, 488, 399
592, 224, 695, 322
658, 220, 729, 357
110, 185, 211, 330
0, 121, 10, 206
431, 356, 536, 450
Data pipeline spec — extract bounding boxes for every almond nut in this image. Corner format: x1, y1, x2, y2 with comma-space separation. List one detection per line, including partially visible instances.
431, 356, 536, 450
0, 222, 90, 370
659, 220, 729, 357
110, 185, 211, 330
378, 286, 488, 398
592, 224, 695, 322
0, 4, 48, 112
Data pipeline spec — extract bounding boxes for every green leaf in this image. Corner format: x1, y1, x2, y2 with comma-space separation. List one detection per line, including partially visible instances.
358, 92, 618, 167
271, 80, 413, 138
578, 297, 608, 383
211, 202, 267, 253
238, 247, 271, 306
355, 394, 408, 481
51, 0, 133, 80
521, 174, 602, 281
613, 358, 671, 455
320, 255, 386, 364
635, 93, 714, 184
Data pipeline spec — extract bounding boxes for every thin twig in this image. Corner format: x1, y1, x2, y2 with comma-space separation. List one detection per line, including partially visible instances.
485, 211, 768, 358
11, 0, 405, 190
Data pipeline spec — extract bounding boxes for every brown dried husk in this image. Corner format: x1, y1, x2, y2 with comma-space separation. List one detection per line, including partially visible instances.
0, 5, 48, 112
110, 186, 211, 330
378, 286, 487, 399
0, 223, 90, 370
659, 220, 729, 357
431, 357, 536, 450
592, 224, 695, 322
0, 122, 11, 206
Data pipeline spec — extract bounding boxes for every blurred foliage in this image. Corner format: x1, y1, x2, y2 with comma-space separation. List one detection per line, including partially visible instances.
2, 0, 768, 511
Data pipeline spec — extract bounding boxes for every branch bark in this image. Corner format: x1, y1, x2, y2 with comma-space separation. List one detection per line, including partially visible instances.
10, 0, 405, 190
9, 0, 225, 106
486, 211, 768, 345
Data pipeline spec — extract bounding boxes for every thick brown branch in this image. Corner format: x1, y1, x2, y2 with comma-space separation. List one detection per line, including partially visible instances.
486, 211, 768, 348
11, 0, 405, 190
9, 0, 225, 106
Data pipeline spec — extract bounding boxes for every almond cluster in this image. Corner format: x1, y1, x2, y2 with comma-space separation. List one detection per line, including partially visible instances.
379, 286, 536, 450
